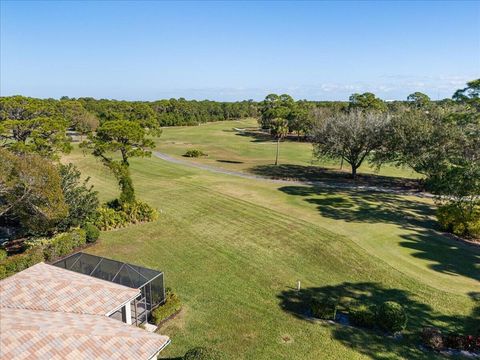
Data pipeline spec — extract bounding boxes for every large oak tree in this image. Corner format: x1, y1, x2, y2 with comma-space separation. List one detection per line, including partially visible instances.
312, 111, 390, 179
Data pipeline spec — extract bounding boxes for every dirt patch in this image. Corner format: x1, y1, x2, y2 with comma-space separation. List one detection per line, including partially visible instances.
280, 334, 294, 344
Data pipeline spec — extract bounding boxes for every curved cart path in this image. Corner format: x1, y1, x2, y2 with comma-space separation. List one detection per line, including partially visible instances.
153, 151, 432, 198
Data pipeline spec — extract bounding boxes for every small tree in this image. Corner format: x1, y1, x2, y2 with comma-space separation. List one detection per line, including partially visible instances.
270, 118, 289, 166
312, 111, 390, 179
82, 120, 154, 204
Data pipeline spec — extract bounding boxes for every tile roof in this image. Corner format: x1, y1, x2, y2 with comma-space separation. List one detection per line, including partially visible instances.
0, 262, 170, 359
0, 262, 140, 315
0, 307, 170, 360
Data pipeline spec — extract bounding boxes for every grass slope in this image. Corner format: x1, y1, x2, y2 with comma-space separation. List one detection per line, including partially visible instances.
65, 146, 479, 360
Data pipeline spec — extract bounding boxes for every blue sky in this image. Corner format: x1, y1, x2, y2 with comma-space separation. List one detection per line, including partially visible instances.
1, 1, 479, 101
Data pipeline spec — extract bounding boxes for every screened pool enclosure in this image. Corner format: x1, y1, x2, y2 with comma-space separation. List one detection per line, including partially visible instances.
53, 252, 165, 324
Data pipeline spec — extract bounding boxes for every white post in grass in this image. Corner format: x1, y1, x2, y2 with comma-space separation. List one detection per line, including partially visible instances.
296, 280, 301, 291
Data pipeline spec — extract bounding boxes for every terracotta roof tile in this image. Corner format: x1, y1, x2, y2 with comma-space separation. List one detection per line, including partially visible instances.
0, 263, 170, 359
0, 262, 140, 315
0, 308, 170, 359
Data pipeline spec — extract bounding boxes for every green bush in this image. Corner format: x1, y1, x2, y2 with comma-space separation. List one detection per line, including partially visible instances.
121, 201, 159, 224
377, 301, 407, 333
41, 229, 87, 261
311, 296, 337, 320
183, 149, 207, 158
83, 223, 100, 243
152, 289, 182, 325
0, 246, 44, 280
94, 206, 128, 230
0, 248, 7, 261
94, 201, 158, 231
349, 303, 377, 329
437, 203, 480, 239
184, 347, 223, 360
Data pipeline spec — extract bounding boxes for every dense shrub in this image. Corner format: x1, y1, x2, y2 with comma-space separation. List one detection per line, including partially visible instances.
0, 229, 87, 279
121, 201, 159, 224
377, 301, 407, 333
348, 303, 377, 329
310, 296, 337, 320
421, 327, 444, 350
152, 289, 182, 325
40, 229, 87, 261
83, 223, 100, 243
0, 248, 7, 261
0, 246, 44, 280
94, 206, 128, 230
94, 201, 158, 231
437, 203, 480, 239
184, 347, 223, 360
183, 149, 207, 158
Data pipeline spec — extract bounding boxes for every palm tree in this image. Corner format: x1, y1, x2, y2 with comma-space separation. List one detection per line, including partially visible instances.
270, 118, 289, 166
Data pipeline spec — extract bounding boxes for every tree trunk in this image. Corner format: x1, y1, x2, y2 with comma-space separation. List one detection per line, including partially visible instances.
351, 164, 357, 180
275, 138, 280, 165
340, 157, 344, 170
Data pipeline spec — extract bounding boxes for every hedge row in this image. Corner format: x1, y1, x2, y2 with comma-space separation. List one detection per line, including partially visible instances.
152, 289, 182, 325
0, 228, 87, 280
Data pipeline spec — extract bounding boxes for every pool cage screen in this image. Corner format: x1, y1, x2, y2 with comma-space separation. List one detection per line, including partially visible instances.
53, 252, 165, 324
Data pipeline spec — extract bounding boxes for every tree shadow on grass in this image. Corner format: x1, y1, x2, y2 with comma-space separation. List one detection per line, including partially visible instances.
251, 164, 421, 191
280, 186, 434, 228
279, 185, 480, 282
216, 159, 244, 164
399, 229, 480, 282
278, 282, 478, 360
234, 129, 274, 143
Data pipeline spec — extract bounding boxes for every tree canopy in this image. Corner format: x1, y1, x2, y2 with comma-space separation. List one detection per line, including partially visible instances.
348, 92, 387, 111
312, 111, 390, 179
0, 149, 68, 235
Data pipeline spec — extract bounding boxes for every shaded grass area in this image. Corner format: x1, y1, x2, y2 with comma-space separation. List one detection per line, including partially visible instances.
279, 283, 479, 360
252, 164, 422, 191
279, 186, 480, 284
63, 148, 478, 359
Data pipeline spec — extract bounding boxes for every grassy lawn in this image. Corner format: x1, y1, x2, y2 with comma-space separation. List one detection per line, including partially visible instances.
64, 141, 479, 360
156, 118, 421, 180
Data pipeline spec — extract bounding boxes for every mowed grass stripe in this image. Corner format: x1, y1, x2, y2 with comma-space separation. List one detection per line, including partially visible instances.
65, 148, 476, 359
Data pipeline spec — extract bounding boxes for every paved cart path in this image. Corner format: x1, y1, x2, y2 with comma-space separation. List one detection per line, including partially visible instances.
153, 151, 432, 198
